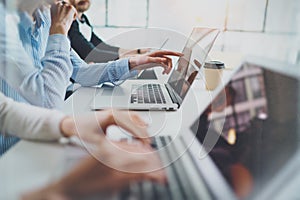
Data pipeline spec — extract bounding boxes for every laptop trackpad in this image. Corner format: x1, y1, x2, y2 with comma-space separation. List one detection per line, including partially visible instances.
138, 69, 158, 80
101, 86, 125, 96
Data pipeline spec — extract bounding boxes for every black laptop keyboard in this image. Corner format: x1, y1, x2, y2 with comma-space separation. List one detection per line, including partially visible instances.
131, 84, 166, 104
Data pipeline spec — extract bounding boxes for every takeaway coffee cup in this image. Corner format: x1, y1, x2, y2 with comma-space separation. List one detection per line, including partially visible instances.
204, 61, 225, 90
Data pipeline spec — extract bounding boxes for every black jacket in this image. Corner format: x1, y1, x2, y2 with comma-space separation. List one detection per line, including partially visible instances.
68, 14, 120, 63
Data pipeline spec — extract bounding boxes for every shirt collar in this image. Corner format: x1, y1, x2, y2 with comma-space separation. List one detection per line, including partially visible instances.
33, 8, 45, 28
18, 7, 47, 32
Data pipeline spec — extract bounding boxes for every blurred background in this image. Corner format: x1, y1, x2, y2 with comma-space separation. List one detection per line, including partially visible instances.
86, 0, 300, 65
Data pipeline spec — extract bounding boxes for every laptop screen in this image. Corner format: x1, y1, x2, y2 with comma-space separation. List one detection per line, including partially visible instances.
191, 63, 299, 199
167, 28, 219, 102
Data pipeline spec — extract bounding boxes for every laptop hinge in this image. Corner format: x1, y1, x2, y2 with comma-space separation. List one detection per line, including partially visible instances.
165, 84, 182, 108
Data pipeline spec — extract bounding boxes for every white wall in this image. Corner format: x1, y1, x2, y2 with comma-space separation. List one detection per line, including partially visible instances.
86, 0, 300, 64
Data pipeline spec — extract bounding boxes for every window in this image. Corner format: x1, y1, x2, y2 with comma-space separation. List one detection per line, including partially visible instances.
86, 0, 149, 28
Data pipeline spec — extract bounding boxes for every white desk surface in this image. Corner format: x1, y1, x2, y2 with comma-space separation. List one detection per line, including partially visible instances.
0, 52, 244, 199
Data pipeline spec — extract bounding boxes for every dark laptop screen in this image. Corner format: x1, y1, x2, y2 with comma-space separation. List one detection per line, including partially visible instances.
191, 63, 299, 199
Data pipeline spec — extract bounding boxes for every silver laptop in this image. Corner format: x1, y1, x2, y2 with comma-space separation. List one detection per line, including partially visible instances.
90, 28, 220, 111
116, 58, 300, 199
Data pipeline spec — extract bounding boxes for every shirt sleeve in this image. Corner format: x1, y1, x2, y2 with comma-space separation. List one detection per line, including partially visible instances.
70, 49, 138, 86
68, 20, 120, 63
0, 93, 66, 141
68, 20, 98, 60
0, 13, 73, 109
89, 32, 120, 62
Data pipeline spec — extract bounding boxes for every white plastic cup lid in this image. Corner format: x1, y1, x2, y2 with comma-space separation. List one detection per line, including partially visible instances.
204, 61, 225, 69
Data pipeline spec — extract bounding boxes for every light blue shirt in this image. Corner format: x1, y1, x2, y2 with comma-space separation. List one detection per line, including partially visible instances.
0, 6, 136, 154
16, 7, 136, 108
1, 7, 137, 109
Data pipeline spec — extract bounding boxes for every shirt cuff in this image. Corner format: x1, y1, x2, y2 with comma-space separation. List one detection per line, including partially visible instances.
114, 58, 130, 76
98, 58, 137, 85
42, 110, 67, 140
46, 34, 71, 53
114, 58, 138, 80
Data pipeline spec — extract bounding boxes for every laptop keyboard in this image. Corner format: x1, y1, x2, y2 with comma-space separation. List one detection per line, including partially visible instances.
131, 84, 166, 104
117, 136, 205, 200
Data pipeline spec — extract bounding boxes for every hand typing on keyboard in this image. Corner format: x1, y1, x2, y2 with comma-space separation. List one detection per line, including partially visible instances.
60, 109, 151, 144
23, 138, 166, 199
129, 50, 183, 75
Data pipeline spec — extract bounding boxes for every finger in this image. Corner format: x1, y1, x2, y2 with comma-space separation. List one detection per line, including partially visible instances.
147, 57, 171, 74
58, 0, 67, 7
129, 127, 151, 144
112, 111, 151, 144
162, 56, 173, 74
158, 59, 172, 75
144, 170, 167, 185
69, 4, 78, 19
123, 128, 150, 145
50, 4, 57, 16
193, 59, 202, 69
63, 3, 75, 14
149, 50, 183, 57
112, 141, 154, 154
160, 63, 171, 75
147, 57, 168, 63
160, 58, 169, 75
54, 1, 64, 14
130, 112, 148, 127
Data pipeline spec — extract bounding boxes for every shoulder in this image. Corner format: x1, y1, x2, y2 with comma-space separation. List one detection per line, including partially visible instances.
69, 19, 80, 34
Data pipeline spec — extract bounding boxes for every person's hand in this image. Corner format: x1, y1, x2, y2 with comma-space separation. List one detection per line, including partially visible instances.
60, 109, 151, 144
22, 140, 166, 200
119, 48, 152, 58
50, 1, 77, 35
129, 50, 183, 75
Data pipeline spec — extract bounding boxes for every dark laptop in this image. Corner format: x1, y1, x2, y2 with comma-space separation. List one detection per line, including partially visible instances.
116, 59, 300, 200
65, 58, 300, 199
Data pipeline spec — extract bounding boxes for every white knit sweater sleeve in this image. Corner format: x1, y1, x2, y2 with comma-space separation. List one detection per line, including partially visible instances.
0, 93, 66, 141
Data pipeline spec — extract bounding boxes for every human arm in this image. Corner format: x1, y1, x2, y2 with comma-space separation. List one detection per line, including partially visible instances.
0, 15, 73, 108
0, 4, 77, 109
118, 48, 151, 58
70, 50, 136, 86
0, 92, 66, 141
69, 14, 150, 62
91, 31, 151, 59
60, 109, 151, 144
68, 20, 120, 62
70, 50, 182, 86
128, 50, 184, 74
0, 91, 150, 143
89, 32, 152, 61
21, 139, 165, 200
